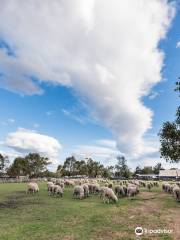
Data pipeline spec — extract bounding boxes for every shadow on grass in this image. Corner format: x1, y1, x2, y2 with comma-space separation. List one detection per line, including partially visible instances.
0, 191, 44, 209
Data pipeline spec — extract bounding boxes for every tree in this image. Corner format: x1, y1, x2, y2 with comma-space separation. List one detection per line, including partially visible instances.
7, 153, 50, 177
141, 166, 153, 175
153, 163, 163, 174
175, 80, 180, 97
7, 157, 28, 177
159, 82, 180, 163
63, 156, 77, 176
115, 156, 131, 178
101, 165, 114, 178
56, 164, 63, 177
0, 154, 9, 175
134, 166, 142, 175
25, 153, 50, 177
159, 113, 180, 163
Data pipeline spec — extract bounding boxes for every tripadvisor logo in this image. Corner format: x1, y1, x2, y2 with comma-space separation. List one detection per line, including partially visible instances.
135, 227, 143, 236
135, 227, 173, 236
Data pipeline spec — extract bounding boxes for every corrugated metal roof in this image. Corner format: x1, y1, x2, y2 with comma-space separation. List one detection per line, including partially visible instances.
159, 169, 180, 177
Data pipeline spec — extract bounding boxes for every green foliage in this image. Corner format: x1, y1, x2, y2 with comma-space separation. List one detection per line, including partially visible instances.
0, 154, 9, 175
25, 153, 50, 176
153, 163, 163, 174
7, 157, 28, 177
115, 156, 131, 178
133, 163, 163, 175
134, 166, 142, 175
174, 80, 180, 97
159, 120, 180, 163
56, 156, 114, 178
7, 153, 50, 177
159, 82, 180, 163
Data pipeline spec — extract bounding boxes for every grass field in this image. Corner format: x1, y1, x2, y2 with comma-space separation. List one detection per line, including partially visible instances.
0, 183, 179, 240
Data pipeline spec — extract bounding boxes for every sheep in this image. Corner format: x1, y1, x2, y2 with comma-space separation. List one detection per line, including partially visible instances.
173, 186, 180, 201
82, 184, 89, 197
88, 184, 94, 194
102, 188, 118, 204
140, 181, 146, 187
147, 182, 152, 191
47, 182, 54, 192
49, 184, 60, 196
108, 183, 113, 189
114, 185, 125, 197
55, 179, 65, 189
127, 186, 139, 197
65, 179, 75, 187
162, 183, 171, 193
99, 187, 108, 199
93, 184, 101, 194
162, 183, 166, 191
73, 185, 84, 199
123, 186, 128, 196
54, 185, 63, 197
153, 181, 159, 187
88, 183, 100, 194
26, 182, 39, 194
169, 184, 178, 194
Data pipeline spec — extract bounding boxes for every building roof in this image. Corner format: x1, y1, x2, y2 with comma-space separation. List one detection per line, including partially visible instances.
159, 169, 180, 177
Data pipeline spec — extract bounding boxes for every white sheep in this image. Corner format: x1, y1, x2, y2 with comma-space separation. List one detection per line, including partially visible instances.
127, 186, 139, 197
82, 184, 89, 197
99, 186, 109, 199
65, 179, 75, 186
73, 185, 84, 199
54, 185, 63, 197
114, 185, 125, 197
26, 182, 39, 194
47, 182, 54, 192
173, 186, 180, 201
49, 184, 59, 196
103, 188, 118, 204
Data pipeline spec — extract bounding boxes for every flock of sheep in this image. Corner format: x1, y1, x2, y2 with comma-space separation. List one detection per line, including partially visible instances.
162, 182, 180, 201
26, 178, 180, 203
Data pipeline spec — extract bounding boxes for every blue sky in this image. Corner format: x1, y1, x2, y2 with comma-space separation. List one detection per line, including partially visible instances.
0, 0, 179, 170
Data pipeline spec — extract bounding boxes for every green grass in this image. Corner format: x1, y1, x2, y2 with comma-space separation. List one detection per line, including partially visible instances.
0, 183, 179, 240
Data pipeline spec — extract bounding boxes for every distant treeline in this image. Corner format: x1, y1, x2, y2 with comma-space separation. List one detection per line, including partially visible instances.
0, 153, 164, 179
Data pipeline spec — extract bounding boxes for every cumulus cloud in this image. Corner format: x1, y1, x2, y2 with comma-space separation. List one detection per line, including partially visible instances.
95, 139, 117, 149
0, 0, 175, 157
72, 141, 119, 166
176, 41, 180, 48
1, 118, 15, 125
4, 128, 62, 164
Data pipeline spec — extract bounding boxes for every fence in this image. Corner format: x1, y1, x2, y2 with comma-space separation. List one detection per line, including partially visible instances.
0, 177, 47, 183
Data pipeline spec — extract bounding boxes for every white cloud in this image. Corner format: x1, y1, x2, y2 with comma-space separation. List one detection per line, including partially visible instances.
1, 118, 15, 125
176, 41, 180, 48
72, 144, 119, 166
0, 149, 20, 159
148, 91, 160, 100
0, 1, 175, 157
95, 139, 117, 149
4, 128, 62, 164
7, 118, 15, 123
130, 156, 180, 170
62, 108, 87, 124
46, 111, 55, 116
33, 123, 39, 128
